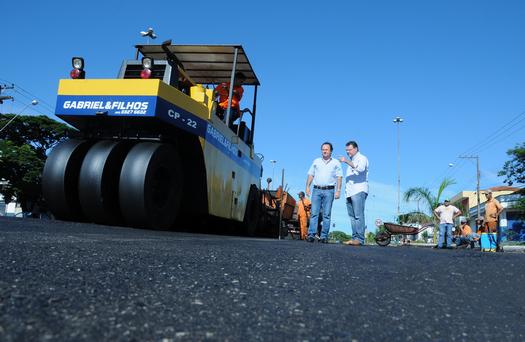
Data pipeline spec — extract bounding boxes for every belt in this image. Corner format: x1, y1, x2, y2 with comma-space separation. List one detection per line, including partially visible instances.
314, 185, 335, 190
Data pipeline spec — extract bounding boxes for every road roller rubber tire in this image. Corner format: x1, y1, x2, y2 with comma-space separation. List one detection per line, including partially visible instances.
243, 185, 261, 236
42, 139, 91, 220
78, 140, 131, 225
119, 142, 182, 229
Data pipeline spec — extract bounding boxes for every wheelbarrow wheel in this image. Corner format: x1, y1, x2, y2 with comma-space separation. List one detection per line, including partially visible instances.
375, 231, 391, 247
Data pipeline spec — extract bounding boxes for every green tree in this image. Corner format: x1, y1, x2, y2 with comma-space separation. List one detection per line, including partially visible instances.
0, 114, 74, 159
365, 231, 376, 244
498, 143, 525, 218
0, 114, 75, 212
498, 142, 525, 186
403, 178, 456, 243
0, 140, 43, 209
398, 211, 433, 225
329, 230, 351, 242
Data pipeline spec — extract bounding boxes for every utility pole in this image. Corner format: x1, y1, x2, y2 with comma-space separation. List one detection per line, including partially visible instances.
393, 116, 404, 218
278, 168, 284, 240
459, 155, 480, 220
0, 84, 14, 105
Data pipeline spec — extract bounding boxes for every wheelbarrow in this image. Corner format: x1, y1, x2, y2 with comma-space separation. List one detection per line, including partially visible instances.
375, 222, 433, 247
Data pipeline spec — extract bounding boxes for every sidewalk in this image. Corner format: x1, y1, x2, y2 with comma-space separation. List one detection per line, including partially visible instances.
406, 242, 525, 252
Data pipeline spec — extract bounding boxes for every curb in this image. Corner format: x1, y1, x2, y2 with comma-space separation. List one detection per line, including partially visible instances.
408, 242, 525, 252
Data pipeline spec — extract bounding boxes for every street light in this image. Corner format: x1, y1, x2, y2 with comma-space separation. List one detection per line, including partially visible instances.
269, 160, 277, 189
393, 116, 403, 218
0, 100, 39, 133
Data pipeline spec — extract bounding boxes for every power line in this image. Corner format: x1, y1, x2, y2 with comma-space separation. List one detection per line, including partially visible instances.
0, 78, 56, 113
13, 89, 54, 113
423, 109, 525, 191
0, 92, 53, 117
461, 110, 525, 156
0, 100, 39, 133
459, 155, 481, 219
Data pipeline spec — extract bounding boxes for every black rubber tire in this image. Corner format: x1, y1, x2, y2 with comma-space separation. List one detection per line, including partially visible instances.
243, 185, 260, 236
78, 140, 131, 225
375, 231, 391, 247
42, 139, 91, 220
119, 142, 182, 229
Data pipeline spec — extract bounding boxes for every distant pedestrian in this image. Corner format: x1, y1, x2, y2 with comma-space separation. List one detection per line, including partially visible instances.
482, 189, 503, 251
305, 142, 343, 243
296, 191, 311, 240
339, 141, 369, 246
434, 199, 462, 248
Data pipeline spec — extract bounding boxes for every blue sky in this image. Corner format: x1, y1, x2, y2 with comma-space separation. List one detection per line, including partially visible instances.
2, 1, 524, 233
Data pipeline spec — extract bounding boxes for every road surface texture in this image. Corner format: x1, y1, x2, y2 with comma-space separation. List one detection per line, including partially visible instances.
1, 216, 524, 341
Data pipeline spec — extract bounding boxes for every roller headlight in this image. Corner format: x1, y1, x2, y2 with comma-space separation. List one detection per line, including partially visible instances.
72, 57, 84, 70
70, 57, 85, 79
142, 57, 153, 69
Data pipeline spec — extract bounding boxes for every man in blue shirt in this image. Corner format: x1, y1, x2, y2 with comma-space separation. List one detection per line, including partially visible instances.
305, 142, 343, 243
339, 141, 369, 246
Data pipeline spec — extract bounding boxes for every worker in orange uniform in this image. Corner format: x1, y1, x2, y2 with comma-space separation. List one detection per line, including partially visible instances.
482, 189, 504, 252
454, 218, 479, 248
297, 191, 311, 240
214, 72, 246, 124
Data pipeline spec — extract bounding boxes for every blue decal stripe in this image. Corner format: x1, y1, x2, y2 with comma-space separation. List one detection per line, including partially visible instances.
156, 98, 208, 137
55, 95, 261, 177
204, 125, 261, 177
156, 98, 261, 177
56, 95, 157, 116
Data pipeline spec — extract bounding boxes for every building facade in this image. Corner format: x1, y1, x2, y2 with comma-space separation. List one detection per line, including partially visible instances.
451, 186, 524, 242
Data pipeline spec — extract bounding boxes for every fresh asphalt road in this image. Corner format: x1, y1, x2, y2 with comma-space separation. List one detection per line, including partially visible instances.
1, 217, 524, 341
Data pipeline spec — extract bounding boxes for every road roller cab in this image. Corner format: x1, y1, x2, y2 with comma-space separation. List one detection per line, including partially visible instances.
44, 40, 264, 233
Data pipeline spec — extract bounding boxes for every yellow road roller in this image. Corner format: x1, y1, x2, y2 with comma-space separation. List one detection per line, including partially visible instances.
42, 40, 273, 235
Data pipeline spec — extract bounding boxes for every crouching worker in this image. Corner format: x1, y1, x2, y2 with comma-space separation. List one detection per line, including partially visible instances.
454, 219, 479, 248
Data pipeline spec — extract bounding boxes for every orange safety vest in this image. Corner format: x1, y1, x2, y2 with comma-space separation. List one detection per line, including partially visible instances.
215, 82, 244, 110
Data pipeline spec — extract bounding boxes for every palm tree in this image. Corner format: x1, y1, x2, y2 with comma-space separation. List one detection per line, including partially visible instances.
403, 178, 456, 242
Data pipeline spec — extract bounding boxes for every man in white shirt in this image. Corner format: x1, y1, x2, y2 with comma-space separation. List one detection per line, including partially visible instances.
339, 141, 369, 246
305, 142, 343, 243
434, 199, 462, 249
